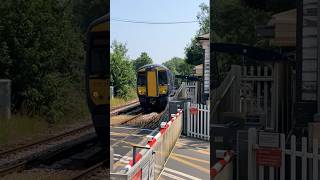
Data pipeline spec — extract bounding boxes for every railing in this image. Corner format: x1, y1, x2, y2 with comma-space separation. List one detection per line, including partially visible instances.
211, 65, 241, 124
110, 110, 183, 180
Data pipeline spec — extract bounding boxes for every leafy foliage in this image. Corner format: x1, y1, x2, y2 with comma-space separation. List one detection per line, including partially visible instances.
197, 3, 210, 35
212, 0, 272, 74
132, 52, 153, 71
110, 41, 136, 99
185, 38, 204, 65
162, 57, 194, 76
184, 3, 209, 66
0, 0, 105, 122
212, 0, 270, 45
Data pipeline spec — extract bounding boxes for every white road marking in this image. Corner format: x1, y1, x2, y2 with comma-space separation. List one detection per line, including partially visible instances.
162, 172, 187, 180
112, 153, 132, 163
164, 167, 202, 180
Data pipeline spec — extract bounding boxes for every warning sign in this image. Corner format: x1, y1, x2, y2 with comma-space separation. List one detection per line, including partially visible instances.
258, 131, 279, 148
190, 107, 198, 114
256, 148, 282, 167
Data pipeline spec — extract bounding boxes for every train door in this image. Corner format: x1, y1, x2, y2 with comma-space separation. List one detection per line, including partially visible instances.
147, 70, 158, 97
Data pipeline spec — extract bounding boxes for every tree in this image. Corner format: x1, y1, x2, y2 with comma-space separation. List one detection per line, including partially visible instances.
211, 0, 271, 74
185, 38, 204, 65
184, 3, 209, 66
0, 0, 86, 122
197, 3, 209, 35
163, 57, 194, 76
212, 0, 270, 45
240, 0, 296, 12
132, 52, 153, 71
110, 41, 136, 99
72, 0, 108, 33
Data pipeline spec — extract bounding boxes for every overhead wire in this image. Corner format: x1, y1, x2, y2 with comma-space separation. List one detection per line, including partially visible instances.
111, 18, 198, 24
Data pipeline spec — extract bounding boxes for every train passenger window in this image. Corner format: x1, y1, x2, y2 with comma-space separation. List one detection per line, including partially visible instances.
158, 71, 168, 85
90, 47, 108, 75
137, 72, 146, 85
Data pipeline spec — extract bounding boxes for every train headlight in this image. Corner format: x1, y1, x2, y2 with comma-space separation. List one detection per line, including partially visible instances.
138, 86, 146, 95
159, 85, 168, 95
93, 91, 99, 98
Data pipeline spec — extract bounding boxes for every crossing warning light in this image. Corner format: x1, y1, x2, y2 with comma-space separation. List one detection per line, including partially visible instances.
190, 107, 198, 114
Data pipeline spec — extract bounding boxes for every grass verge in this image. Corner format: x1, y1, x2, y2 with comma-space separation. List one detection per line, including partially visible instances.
111, 88, 137, 108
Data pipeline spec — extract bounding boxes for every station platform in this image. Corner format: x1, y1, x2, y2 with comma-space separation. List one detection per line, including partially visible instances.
159, 136, 210, 180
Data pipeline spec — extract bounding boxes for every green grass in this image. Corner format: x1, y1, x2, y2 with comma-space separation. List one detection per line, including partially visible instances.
0, 115, 48, 145
111, 88, 137, 108
0, 113, 90, 146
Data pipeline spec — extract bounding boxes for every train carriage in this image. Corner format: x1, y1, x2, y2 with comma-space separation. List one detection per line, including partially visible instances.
85, 14, 109, 148
137, 64, 174, 111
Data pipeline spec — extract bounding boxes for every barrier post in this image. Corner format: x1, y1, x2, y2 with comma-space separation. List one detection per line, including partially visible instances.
110, 147, 113, 172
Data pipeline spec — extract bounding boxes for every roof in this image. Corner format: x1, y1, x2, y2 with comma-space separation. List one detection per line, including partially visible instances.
268, 9, 296, 47
197, 33, 209, 40
87, 14, 109, 33
137, 64, 169, 71
268, 9, 296, 25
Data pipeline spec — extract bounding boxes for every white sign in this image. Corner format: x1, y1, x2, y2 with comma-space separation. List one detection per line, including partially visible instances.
258, 131, 279, 148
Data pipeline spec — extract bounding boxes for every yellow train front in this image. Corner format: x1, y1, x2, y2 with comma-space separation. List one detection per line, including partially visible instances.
85, 14, 109, 148
137, 64, 174, 111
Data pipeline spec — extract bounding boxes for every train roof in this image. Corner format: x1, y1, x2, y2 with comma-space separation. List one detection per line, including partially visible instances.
137, 64, 170, 72
87, 14, 109, 33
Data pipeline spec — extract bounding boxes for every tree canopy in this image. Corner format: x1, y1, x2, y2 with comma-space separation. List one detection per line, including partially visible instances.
162, 57, 194, 76
132, 52, 153, 71
110, 41, 136, 99
184, 3, 209, 66
0, 0, 107, 122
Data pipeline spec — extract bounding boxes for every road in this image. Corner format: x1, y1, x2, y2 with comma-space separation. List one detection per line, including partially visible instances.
159, 136, 210, 180
110, 125, 155, 172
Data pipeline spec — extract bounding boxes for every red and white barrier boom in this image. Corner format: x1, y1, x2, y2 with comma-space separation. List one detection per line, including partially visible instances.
124, 109, 183, 173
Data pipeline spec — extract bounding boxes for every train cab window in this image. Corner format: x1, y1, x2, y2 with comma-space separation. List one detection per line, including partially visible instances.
137, 72, 146, 85
158, 71, 168, 85
90, 48, 108, 75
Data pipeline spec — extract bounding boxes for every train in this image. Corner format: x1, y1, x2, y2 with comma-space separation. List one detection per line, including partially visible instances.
136, 64, 175, 111
85, 14, 109, 148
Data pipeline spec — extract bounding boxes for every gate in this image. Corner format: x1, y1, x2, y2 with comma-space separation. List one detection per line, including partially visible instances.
248, 128, 320, 180
183, 81, 198, 103
240, 65, 275, 129
186, 102, 210, 140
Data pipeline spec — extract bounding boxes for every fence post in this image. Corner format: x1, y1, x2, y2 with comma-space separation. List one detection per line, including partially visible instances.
248, 128, 256, 180
313, 139, 318, 180
280, 133, 285, 180
302, 137, 307, 180
197, 103, 200, 138
232, 65, 241, 113
187, 102, 190, 136
291, 135, 296, 180
110, 147, 114, 172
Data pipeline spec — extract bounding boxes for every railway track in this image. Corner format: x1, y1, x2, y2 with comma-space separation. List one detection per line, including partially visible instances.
70, 161, 108, 180
0, 101, 142, 179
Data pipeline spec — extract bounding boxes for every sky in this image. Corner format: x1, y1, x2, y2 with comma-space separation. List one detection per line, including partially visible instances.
110, 0, 208, 64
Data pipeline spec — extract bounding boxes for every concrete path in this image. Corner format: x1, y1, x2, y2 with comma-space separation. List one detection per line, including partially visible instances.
159, 136, 210, 180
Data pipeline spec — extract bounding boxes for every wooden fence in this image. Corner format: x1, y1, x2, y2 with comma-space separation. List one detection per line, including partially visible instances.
186, 102, 210, 140
248, 128, 320, 180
